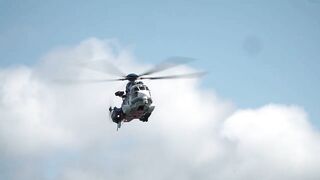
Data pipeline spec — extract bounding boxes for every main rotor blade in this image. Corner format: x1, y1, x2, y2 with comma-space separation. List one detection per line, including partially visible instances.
139, 72, 207, 80
54, 78, 126, 84
138, 57, 195, 77
78, 60, 126, 77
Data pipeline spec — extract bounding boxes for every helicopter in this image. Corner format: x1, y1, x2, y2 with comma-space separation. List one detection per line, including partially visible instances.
72, 57, 205, 130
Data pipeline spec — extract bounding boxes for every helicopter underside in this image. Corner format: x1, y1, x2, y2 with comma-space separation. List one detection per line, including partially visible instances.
124, 110, 145, 122
110, 105, 155, 124
124, 105, 155, 122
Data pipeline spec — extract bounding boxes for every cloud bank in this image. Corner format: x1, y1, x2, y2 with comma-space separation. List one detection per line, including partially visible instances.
0, 38, 319, 180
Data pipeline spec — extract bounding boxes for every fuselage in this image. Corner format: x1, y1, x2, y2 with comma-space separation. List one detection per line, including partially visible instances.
122, 83, 154, 121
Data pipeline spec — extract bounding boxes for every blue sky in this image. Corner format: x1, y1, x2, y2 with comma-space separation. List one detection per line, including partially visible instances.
1, 0, 320, 125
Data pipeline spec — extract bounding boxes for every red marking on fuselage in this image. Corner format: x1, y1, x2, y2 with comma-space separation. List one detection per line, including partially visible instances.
124, 110, 144, 122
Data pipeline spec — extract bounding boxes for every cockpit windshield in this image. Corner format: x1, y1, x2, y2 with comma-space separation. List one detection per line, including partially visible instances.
131, 85, 149, 93
139, 85, 149, 91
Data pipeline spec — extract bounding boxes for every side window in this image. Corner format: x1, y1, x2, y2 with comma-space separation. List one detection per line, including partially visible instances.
131, 86, 139, 98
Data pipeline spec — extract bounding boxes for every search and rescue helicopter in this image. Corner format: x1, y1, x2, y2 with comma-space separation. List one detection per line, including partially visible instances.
74, 57, 205, 130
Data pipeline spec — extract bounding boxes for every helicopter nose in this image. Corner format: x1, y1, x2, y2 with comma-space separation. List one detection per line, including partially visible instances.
142, 96, 148, 104
144, 97, 153, 105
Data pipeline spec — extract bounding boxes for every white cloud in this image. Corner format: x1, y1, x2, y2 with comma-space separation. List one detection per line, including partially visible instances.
221, 105, 320, 179
0, 38, 319, 180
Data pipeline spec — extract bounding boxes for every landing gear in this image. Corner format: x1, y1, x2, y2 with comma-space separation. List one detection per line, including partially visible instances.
139, 112, 151, 122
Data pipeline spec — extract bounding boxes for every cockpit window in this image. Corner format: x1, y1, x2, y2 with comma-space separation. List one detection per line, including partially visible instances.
146, 86, 149, 90
133, 87, 139, 92
140, 86, 145, 90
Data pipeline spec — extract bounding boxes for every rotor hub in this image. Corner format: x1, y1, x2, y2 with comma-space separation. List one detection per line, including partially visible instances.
126, 73, 139, 82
